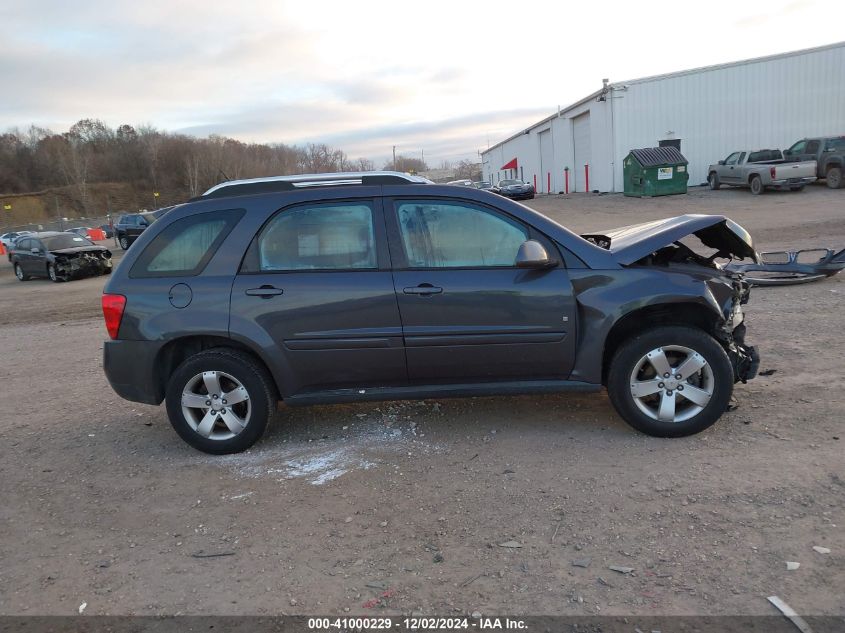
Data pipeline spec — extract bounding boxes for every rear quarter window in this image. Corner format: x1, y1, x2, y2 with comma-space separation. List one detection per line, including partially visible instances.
129, 209, 244, 278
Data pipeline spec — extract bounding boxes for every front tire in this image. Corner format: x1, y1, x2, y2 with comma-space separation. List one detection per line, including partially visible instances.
749, 175, 763, 195
708, 172, 720, 190
826, 166, 842, 189
165, 348, 276, 454
607, 326, 735, 438
119, 235, 130, 250
47, 263, 63, 282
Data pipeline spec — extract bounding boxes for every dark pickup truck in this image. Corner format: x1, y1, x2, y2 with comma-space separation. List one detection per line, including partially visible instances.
784, 136, 845, 189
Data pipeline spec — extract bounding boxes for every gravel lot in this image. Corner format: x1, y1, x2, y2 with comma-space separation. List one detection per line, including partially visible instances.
1, 186, 843, 617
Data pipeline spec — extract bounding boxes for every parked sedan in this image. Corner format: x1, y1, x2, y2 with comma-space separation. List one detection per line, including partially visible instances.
10, 231, 112, 282
1, 230, 33, 250
492, 179, 535, 200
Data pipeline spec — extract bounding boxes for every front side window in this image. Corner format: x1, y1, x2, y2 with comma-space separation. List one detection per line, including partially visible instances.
130, 209, 243, 278
787, 140, 806, 154
724, 152, 741, 165
806, 140, 820, 154
395, 200, 528, 268
258, 202, 376, 271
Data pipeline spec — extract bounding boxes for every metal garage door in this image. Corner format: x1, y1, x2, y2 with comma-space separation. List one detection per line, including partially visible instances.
538, 129, 553, 193
572, 112, 591, 192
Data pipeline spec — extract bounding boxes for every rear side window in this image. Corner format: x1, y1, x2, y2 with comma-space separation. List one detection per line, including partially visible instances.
130, 209, 243, 278
256, 202, 376, 271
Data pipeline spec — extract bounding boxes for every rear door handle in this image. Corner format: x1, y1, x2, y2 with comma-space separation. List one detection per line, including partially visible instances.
403, 285, 443, 295
245, 285, 284, 298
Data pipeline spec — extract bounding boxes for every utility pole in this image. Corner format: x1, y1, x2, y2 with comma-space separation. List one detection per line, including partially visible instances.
421, 149, 424, 167
55, 195, 61, 231
392, 146, 396, 171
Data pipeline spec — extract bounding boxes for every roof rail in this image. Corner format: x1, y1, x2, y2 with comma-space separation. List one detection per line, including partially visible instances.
201, 171, 432, 199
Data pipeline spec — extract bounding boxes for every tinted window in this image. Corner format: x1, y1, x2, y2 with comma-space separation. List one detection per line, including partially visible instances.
130, 209, 243, 278
17, 239, 31, 251
396, 200, 528, 268
258, 202, 376, 271
824, 138, 845, 152
806, 140, 820, 154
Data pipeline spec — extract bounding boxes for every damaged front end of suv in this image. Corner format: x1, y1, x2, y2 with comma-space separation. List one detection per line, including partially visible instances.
583, 214, 761, 385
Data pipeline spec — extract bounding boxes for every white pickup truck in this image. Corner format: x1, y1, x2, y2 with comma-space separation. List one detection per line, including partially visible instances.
707, 149, 817, 195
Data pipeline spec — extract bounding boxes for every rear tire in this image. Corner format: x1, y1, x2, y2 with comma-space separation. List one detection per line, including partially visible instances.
165, 348, 276, 454
119, 235, 130, 250
14, 263, 29, 281
826, 166, 842, 189
607, 326, 735, 438
749, 175, 763, 195
708, 172, 720, 190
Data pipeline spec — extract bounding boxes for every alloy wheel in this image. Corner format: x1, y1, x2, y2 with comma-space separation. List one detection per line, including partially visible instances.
629, 345, 714, 423
181, 370, 252, 440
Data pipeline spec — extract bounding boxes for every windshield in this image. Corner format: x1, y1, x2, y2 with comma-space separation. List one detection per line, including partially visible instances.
42, 234, 95, 250
500, 179, 522, 186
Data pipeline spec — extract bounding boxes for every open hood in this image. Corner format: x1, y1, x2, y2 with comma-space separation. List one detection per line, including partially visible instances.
582, 214, 759, 265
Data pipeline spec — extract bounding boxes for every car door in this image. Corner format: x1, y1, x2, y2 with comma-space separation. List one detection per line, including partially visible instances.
801, 139, 820, 163
27, 239, 46, 275
229, 197, 408, 395
719, 152, 743, 183
385, 197, 577, 383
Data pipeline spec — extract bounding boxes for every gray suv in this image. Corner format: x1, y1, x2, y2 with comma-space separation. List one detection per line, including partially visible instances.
102, 172, 759, 454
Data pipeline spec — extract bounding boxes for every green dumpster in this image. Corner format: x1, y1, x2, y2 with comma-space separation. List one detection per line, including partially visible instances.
623, 147, 689, 197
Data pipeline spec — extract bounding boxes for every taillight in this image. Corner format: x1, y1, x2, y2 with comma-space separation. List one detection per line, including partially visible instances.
102, 294, 126, 339
770, 166, 776, 179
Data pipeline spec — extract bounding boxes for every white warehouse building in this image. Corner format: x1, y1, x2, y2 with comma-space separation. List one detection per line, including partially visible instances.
481, 42, 845, 194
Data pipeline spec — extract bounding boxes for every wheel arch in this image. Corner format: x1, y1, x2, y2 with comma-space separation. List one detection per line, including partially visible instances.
601, 302, 722, 385
153, 335, 280, 404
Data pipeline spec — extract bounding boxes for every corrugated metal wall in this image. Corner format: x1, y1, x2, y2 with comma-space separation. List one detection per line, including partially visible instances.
482, 42, 845, 194
612, 43, 845, 190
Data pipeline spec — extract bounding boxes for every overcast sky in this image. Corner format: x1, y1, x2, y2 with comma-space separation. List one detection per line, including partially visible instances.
1, 0, 842, 166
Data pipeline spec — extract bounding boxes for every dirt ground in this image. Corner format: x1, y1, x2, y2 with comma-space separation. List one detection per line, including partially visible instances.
0, 185, 843, 617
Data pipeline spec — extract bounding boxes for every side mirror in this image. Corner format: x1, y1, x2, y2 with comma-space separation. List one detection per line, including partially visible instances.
515, 240, 555, 269
718, 160, 725, 165
783, 149, 792, 156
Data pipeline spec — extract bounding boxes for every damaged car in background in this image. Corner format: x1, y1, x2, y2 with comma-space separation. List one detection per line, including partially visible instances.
10, 231, 112, 282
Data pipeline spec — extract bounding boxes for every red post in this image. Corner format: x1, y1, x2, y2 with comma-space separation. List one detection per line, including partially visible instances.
585, 164, 590, 192
547, 172, 551, 193
533, 174, 537, 191
565, 169, 569, 194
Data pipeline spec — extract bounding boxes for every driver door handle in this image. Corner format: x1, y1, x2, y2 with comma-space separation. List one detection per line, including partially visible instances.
403, 284, 443, 295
